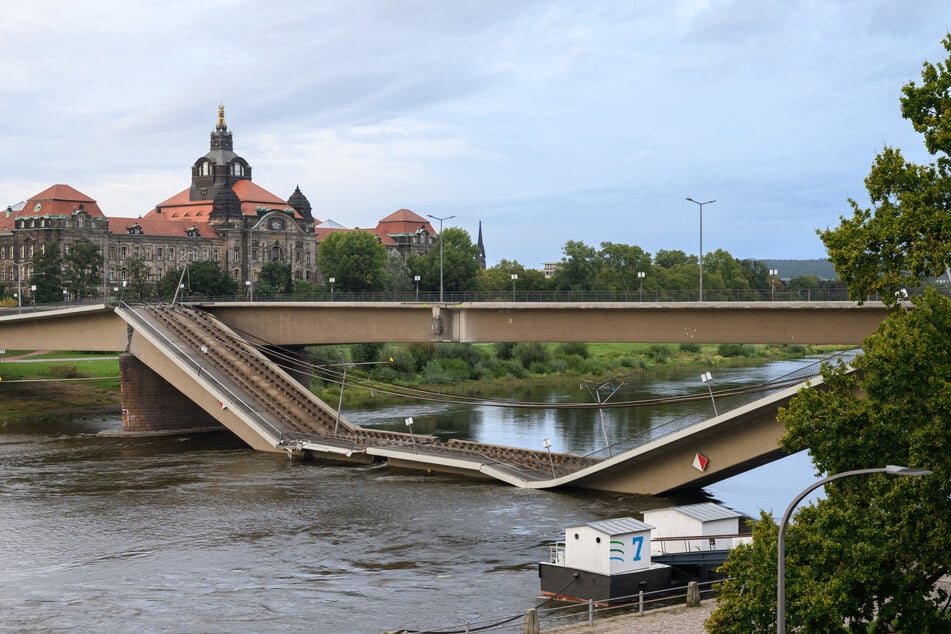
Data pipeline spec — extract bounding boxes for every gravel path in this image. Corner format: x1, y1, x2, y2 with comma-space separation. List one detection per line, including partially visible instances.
543, 600, 715, 633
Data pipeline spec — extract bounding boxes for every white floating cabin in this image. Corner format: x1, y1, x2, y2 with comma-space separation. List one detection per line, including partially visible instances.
540, 503, 749, 605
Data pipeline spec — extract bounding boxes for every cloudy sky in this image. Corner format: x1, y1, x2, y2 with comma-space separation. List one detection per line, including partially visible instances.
1, 1, 948, 268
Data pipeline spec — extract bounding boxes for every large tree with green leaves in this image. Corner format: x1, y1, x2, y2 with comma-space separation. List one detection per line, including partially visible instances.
408, 227, 481, 294
65, 241, 103, 299
256, 261, 293, 296
317, 230, 388, 292
821, 34, 951, 304
550, 240, 600, 292
156, 260, 237, 298
708, 290, 951, 632
30, 242, 64, 303
121, 255, 153, 301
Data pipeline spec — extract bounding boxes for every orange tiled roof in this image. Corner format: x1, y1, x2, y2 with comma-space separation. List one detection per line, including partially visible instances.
108, 216, 218, 238
146, 180, 303, 221
7, 184, 106, 221
375, 208, 435, 236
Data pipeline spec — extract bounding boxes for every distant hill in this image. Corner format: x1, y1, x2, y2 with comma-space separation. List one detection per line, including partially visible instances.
760, 259, 837, 280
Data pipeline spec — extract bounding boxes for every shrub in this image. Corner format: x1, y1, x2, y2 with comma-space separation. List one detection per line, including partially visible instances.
679, 343, 701, 353
512, 342, 550, 368
556, 342, 589, 358
351, 342, 384, 363
494, 342, 516, 360
648, 344, 672, 362
717, 343, 758, 358
421, 358, 471, 384
48, 365, 81, 378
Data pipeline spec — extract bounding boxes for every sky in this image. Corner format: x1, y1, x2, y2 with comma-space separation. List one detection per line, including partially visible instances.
1, 0, 949, 269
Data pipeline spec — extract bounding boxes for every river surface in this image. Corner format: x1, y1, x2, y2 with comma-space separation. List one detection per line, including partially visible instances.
0, 358, 822, 633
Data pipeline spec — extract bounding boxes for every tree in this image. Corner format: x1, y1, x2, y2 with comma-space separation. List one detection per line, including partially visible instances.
317, 230, 388, 292
256, 261, 293, 296
821, 34, 951, 304
708, 291, 951, 632
156, 261, 237, 298
550, 240, 600, 291
121, 255, 153, 301
478, 259, 548, 294
30, 242, 64, 303
408, 227, 481, 293
65, 241, 103, 299
594, 242, 651, 291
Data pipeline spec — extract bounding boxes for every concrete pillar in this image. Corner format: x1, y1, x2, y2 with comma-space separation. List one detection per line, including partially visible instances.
522, 608, 540, 634
119, 354, 223, 434
686, 580, 701, 607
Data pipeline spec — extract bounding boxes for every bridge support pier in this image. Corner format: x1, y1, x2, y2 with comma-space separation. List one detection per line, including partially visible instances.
119, 354, 224, 434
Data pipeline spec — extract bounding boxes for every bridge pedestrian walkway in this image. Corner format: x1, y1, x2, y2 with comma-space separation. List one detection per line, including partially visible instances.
117, 303, 590, 481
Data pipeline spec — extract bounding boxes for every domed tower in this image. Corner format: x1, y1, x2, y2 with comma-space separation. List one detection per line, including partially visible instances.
188, 104, 252, 202
287, 185, 313, 220
210, 185, 243, 221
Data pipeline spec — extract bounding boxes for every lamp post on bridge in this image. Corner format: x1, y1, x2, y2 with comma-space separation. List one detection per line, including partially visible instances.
769, 268, 778, 301
414, 275, 420, 301
427, 214, 455, 303
637, 271, 645, 302
329, 277, 335, 301
700, 371, 718, 416
686, 197, 715, 301
777, 465, 932, 634
511, 273, 518, 301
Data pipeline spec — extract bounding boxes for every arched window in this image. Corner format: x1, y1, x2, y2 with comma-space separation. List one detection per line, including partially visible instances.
231, 162, 244, 176
199, 161, 212, 176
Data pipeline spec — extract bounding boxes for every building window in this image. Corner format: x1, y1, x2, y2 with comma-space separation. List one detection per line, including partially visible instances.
201, 248, 209, 260
120, 246, 128, 260
212, 249, 219, 261
168, 247, 175, 261
156, 247, 164, 260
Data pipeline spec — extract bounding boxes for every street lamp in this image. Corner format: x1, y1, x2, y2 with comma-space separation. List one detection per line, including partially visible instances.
542, 438, 556, 478
426, 214, 455, 303
62, 289, 69, 304
414, 274, 421, 301
637, 271, 645, 302
329, 277, 335, 300
776, 465, 932, 634
769, 268, 778, 301
511, 273, 518, 301
405, 417, 418, 454
686, 198, 715, 301
197, 344, 209, 378
700, 371, 718, 416
245, 279, 252, 301
30, 284, 36, 311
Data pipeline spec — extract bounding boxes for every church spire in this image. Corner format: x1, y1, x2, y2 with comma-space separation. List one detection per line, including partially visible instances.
477, 220, 486, 269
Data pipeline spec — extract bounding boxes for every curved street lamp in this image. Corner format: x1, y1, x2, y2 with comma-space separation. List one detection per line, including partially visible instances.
427, 214, 455, 303
686, 198, 715, 301
777, 465, 932, 633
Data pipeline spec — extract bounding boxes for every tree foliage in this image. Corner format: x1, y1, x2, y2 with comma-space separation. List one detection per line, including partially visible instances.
65, 241, 103, 299
256, 261, 293, 296
317, 230, 388, 292
156, 260, 237, 298
30, 242, 64, 303
408, 227, 481, 294
550, 240, 600, 291
708, 290, 951, 632
121, 255, 153, 301
821, 34, 951, 304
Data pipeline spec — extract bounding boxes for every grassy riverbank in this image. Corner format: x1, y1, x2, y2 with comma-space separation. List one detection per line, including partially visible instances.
0, 343, 846, 424
314, 342, 846, 407
0, 352, 121, 425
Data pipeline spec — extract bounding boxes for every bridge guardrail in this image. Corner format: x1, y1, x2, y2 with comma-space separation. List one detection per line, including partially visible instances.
580, 349, 862, 462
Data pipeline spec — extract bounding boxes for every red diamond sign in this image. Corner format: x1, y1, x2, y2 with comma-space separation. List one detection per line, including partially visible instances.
692, 453, 709, 472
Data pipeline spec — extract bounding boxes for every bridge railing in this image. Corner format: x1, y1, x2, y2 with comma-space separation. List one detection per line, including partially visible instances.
579, 349, 863, 462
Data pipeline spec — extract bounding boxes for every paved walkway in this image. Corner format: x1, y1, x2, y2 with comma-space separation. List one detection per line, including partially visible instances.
544, 600, 714, 633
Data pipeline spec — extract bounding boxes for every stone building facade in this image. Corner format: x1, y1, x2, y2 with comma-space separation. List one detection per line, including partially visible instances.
0, 105, 448, 301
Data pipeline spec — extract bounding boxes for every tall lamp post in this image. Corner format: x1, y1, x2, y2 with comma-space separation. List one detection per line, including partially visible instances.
686, 198, 715, 301
637, 271, 645, 302
329, 277, 335, 300
511, 273, 518, 301
30, 284, 36, 311
769, 268, 778, 301
427, 214, 455, 303
776, 465, 932, 634
414, 275, 421, 301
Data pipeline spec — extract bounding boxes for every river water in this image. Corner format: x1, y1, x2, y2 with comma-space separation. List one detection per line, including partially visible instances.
0, 358, 821, 633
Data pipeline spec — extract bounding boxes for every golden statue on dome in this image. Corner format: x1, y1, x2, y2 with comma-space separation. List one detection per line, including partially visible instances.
216, 103, 227, 131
